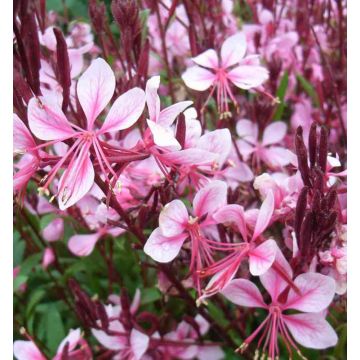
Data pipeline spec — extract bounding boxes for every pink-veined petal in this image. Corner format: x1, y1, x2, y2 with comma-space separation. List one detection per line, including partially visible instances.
68, 42, 94, 78
221, 33, 247, 68
252, 191, 274, 240
182, 66, 216, 91
283, 313, 338, 349
260, 247, 293, 302
91, 328, 124, 351
57, 328, 81, 354
160, 148, 218, 166
227, 65, 269, 89
159, 200, 188, 237
158, 101, 193, 127
236, 119, 258, 144
213, 204, 247, 240
197, 129, 232, 168
248, 239, 277, 276
68, 233, 101, 257
130, 329, 150, 360
13, 114, 36, 154
262, 146, 292, 167
192, 49, 219, 68
58, 151, 95, 210
42, 218, 64, 242
193, 180, 227, 218
146, 120, 181, 150
262, 121, 287, 146
144, 228, 188, 263
197, 345, 225, 360
285, 273, 336, 312
221, 279, 266, 308
28, 96, 75, 141
13, 341, 45, 360
145, 76, 161, 122
77, 58, 115, 130
101, 87, 145, 133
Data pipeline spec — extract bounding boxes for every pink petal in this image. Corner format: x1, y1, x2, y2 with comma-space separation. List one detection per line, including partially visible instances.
260, 247, 293, 302
221, 33, 247, 68
262, 146, 292, 167
221, 279, 266, 308
197, 129, 232, 168
146, 120, 181, 150
145, 76, 161, 122
68, 233, 101, 257
130, 329, 150, 360
91, 329, 124, 351
13, 114, 36, 153
42, 218, 64, 242
159, 200, 188, 237
13, 340, 45, 360
262, 122, 287, 146
283, 313, 338, 349
101, 87, 146, 133
213, 204, 247, 240
68, 43, 93, 78
182, 66, 216, 91
227, 65, 269, 89
193, 180, 227, 218
236, 119, 258, 144
192, 49, 219, 68
144, 228, 188, 263
158, 101, 193, 127
197, 345, 225, 360
160, 148, 218, 166
57, 328, 81, 354
248, 239, 277, 276
77, 58, 115, 130
28, 96, 75, 141
252, 191, 274, 241
42, 247, 55, 269
285, 273, 336, 312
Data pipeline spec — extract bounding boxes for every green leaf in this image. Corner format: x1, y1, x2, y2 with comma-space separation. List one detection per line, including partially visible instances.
26, 289, 47, 317
14, 275, 28, 291
297, 74, 320, 107
19, 253, 42, 276
141, 288, 162, 305
274, 71, 289, 120
40, 214, 56, 231
45, 306, 66, 353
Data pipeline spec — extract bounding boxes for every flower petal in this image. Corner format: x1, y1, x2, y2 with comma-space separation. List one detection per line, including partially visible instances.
221, 33, 247, 68
28, 96, 75, 141
227, 65, 269, 89
262, 121, 287, 146
77, 58, 115, 130
57, 328, 82, 354
144, 228, 188, 263
221, 279, 266, 308
193, 180, 228, 218
68, 233, 101, 257
182, 66, 216, 91
283, 313, 338, 349
285, 273, 336, 312
101, 87, 145, 133
147, 120, 181, 150
160, 148, 218, 166
252, 191, 274, 240
249, 239, 277, 276
58, 149, 95, 210
192, 49, 219, 68
13, 114, 36, 153
159, 200, 188, 237
42, 218, 64, 242
13, 341, 45, 360
145, 76, 161, 122
236, 119, 258, 144
130, 329, 150, 360
262, 146, 292, 167
158, 101, 193, 127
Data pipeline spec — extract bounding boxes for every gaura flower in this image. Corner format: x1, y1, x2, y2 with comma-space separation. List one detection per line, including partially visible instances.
27, 58, 146, 210
182, 32, 269, 115
221, 252, 338, 359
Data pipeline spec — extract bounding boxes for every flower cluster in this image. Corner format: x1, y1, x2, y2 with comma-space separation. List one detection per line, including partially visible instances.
13, 0, 346, 359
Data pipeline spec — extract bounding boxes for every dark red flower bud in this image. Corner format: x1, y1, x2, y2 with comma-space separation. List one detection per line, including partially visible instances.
175, 113, 186, 149
89, 0, 106, 33
294, 186, 308, 241
299, 211, 314, 253
295, 126, 311, 187
308, 122, 317, 169
318, 126, 328, 173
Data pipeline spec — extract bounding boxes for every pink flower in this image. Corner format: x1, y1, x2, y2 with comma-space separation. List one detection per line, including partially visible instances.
42, 247, 55, 269
236, 119, 292, 168
27, 58, 146, 210
41, 218, 64, 242
14, 328, 91, 360
198, 191, 278, 301
221, 254, 338, 359
182, 33, 268, 114
144, 181, 228, 293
